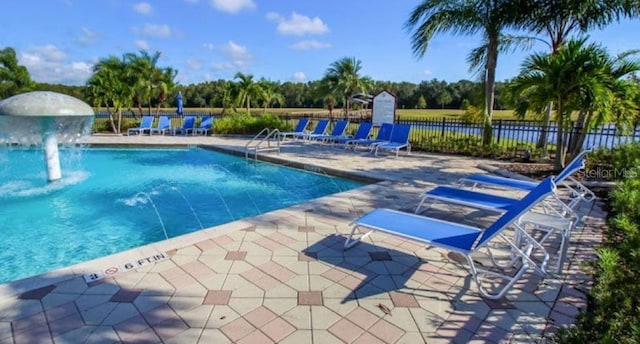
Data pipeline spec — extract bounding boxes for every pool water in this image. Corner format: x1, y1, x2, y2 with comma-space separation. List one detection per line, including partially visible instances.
0, 147, 364, 284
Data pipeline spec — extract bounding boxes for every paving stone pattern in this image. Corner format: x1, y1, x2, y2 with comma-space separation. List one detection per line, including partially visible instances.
0, 135, 604, 343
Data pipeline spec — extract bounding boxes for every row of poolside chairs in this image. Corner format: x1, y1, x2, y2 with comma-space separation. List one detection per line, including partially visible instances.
345, 149, 595, 299
128, 115, 213, 136
278, 119, 412, 157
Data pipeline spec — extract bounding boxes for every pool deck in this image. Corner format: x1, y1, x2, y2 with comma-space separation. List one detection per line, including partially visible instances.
0, 134, 605, 343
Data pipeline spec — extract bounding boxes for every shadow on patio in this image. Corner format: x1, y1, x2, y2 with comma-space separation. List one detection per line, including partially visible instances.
302, 233, 474, 305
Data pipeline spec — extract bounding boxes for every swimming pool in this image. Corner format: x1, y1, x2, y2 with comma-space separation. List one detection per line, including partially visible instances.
0, 147, 364, 284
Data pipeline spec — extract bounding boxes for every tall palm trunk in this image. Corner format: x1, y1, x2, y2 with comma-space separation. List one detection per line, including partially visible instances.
554, 100, 569, 170
133, 95, 144, 118
536, 103, 552, 151
569, 110, 592, 158
344, 96, 350, 116
538, 39, 562, 153
482, 39, 498, 146
155, 94, 166, 116
107, 105, 117, 133
117, 109, 123, 134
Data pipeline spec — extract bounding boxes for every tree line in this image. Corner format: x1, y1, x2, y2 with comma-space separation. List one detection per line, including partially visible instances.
174, 77, 503, 111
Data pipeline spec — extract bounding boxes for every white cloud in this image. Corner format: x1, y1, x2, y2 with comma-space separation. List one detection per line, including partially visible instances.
289, 40, 331, 50
134, 24, 172, 38
135, 40, 150, 50
267, 12, 329, 36
423, 69, 433, 76
202, 42, 215, 50
18, 45, 92, 85
76, 27, 98, 46
265, 12, 282, 21
133, 2, 153, 15
213, 40, 252, 70
186, 58, 202, 70
292, 72, 306, 81
210, 0, 255, 14
23, 44, 67, 62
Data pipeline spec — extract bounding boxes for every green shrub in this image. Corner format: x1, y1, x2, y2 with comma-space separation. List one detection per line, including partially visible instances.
554, 142, 640, 343
212, 113, 286, 135
411, 135, 538, 160
586, 143, 640, 181
93, 116, 138, 133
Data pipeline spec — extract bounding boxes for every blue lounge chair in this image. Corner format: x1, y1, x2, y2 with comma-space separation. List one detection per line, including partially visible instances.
278, 118, 310, 140
172, 116, 196, 135
415, 176, 578, 275
345, 177, 556, 300
128, 115, 154, 135
374, 124, 412, 157
193, 116, 213, 136
458, 149, 595, 209
347, 123, 394, 151
309, 120, 349, 143
294, 119, 330, 141
332, 122, 373, 148
150, 116, 171, 135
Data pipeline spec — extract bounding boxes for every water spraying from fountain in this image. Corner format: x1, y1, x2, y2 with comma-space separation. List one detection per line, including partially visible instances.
0, 91, 94, 182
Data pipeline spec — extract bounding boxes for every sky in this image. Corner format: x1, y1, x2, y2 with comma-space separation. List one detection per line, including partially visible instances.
1, 0, 639, 86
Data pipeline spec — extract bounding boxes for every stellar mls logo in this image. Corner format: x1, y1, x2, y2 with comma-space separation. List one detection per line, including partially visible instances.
584, 167, 638, 180
83, 252, 169, 283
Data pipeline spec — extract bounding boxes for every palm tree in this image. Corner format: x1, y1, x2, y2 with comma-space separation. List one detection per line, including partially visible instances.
509, 39, 621, 169
321, 57, 372, 115
324, 95, 336, 117
405, 0, 526, 146
568, 49, 640, 158
125, 50, 162, 116
87, 56, 133, 133
151, 66, 177, 116
234, 72, 262, 114
211, 81, 238, 115
0, 47, 33, 99
513, 0, 640, 150
257, 79, 285, 114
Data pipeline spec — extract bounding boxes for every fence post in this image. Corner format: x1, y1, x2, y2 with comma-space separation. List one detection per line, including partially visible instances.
496, 119, 502, 144
441, 117, 446, 138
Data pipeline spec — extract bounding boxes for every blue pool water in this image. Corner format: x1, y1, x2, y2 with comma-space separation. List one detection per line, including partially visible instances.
0, 147, 364, 284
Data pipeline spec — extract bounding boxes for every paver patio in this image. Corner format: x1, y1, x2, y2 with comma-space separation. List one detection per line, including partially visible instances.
0, 134, 604, 343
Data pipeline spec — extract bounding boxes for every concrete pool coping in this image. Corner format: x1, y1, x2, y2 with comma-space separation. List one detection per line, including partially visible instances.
0, 134, 604, 343
0, 139, 380, 297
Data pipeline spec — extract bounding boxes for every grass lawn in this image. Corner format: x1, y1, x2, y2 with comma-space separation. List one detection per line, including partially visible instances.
165, 107, 528, 120
396, 108, 523, 120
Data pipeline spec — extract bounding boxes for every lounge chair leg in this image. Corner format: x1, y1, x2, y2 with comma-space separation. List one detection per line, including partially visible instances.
470, 257, 530, 300
415, 196, 435, 214
556, 232, 571, 274
415, 199, 424, 214
344, 226, 374, 250
485, 245, 520, 270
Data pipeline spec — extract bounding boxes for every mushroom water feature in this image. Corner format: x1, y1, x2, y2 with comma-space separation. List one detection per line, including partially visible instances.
0, 91, 94, 182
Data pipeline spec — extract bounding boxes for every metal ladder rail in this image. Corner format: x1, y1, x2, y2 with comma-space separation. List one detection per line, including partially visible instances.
245, 128, 281, 160
245, 128, 270, 159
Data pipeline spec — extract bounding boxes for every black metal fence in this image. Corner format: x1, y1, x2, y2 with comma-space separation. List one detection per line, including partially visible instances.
94, 111, 640, 150
275, 115, 640, 150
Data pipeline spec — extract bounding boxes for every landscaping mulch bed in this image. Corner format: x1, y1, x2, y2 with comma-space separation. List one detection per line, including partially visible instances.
494, 162, 557, 180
